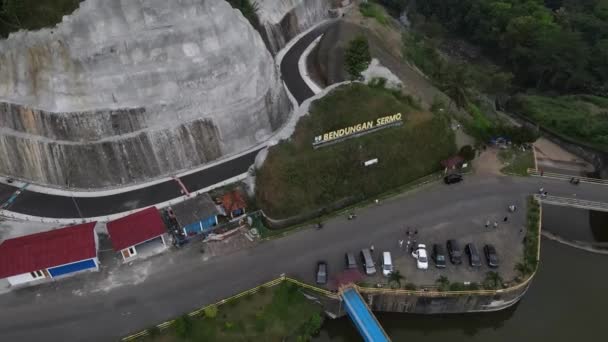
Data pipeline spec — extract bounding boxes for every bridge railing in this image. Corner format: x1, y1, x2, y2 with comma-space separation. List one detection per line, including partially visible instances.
528, 168, 608, 185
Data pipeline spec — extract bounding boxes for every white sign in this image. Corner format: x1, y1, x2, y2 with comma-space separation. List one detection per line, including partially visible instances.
364, 158, 378, 166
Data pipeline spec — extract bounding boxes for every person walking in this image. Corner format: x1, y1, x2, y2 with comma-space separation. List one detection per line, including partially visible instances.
485, 220, 490, 229
503, 216, 508, 222
370, 244, 375, 253
399, 240, 404, 249
493, 221, 498, 229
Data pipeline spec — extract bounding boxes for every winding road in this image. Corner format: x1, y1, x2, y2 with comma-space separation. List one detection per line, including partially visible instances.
0, 21, 606, 342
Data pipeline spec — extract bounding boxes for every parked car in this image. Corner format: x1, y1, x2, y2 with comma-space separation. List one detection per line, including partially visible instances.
345, 252, 357, 269
412, 244, 429, 270
432, 244, 447, 268
465, 243, 482, 267
446, 239, 462, 264
360, 248, 377, 275
381, 251, 394, 276
316, 261, 328, 284
484, 244, 499, 268
444, 173, 463, 184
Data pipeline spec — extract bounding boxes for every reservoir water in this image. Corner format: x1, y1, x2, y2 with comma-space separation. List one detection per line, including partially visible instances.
316, 208, 608, 342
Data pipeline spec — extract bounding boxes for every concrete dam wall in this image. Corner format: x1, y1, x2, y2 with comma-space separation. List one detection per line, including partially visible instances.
257, 0, 332, 54
0, 0, 291, 188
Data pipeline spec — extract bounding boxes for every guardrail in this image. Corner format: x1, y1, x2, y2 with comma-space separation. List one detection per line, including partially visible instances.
528, 168, 608, 185
535, 194, 608, 212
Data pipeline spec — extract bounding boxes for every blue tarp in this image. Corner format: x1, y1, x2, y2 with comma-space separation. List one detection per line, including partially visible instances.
183, 216, 217, 236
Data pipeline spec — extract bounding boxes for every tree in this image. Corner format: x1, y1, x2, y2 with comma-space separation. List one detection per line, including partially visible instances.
344, 35, 371, 80
436, 275, 450, 291
440, 63, 473, 111
459, 145, 476, 161
388, 270, 404, 288
483, 271, 504, 289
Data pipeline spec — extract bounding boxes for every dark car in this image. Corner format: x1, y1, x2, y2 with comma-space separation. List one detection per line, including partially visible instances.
432, 244, 447, 268
316, 261, 328, 284
444, 173, 463, 185
345, 252, 357, 269
446, 240, 462, 264
484, 245, 499, 268
465, 243, 482, 267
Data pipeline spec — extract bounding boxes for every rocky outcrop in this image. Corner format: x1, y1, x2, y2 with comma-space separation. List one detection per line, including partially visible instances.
0, 0, 291, 188
257, 0, 332, 54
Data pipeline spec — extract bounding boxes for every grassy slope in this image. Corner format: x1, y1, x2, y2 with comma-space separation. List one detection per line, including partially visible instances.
0, 0, 82, 37
149, 283, 322, 341
512, 94, 608, 151
499, 147, 534, 176
256, 83, 456, 218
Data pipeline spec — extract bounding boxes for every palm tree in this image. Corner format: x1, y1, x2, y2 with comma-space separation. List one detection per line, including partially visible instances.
483, 271, 503, 289
435, 275, 450, 291
388, 271, 404, 289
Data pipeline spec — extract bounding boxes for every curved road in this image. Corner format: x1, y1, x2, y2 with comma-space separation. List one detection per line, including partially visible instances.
0, 22, 334, 219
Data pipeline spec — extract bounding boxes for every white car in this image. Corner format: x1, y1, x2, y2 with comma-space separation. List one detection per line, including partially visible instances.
412, 244, 429, 270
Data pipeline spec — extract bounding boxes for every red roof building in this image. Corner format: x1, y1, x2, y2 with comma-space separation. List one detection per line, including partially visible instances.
106, 207, 167, 260
220, 191, 247, 218
0, 222, 98, 285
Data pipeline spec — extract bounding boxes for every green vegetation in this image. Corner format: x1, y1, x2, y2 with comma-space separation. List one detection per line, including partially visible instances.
344, 36, 371, 80
146, 282, 323, 341
359, 2, 389, 26
412, 0, 608, 95
516, 197, 541, 279
388, 270, 404, 289
482, 271, 504, 290
225, 0, 260, 29
499, 147, 534, 176
435, 276, 450, 291
256, 83, 455, 218
0, 0, 82, 37
508, 94, 608, 151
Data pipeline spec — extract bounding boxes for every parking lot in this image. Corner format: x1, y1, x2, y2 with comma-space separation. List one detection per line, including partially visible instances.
293, 179, 529, 290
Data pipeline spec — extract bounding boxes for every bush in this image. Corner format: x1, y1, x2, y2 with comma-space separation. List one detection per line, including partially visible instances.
301, 312, 323, 337
344, 36, 371, 80
359, 2, 388, 25
173, 315, 193, 338
204, 305, 218, 319
459, 145, 475, 161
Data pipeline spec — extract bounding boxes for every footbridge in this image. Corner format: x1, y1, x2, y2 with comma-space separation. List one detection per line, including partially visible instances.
536, 194, 608, 212
341, 286, 391, 342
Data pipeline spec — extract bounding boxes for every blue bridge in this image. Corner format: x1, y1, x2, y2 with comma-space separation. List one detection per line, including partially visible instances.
341, 287, 391, 342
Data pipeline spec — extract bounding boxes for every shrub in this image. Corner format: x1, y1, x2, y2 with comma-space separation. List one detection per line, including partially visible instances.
203, 305, 218, 319
344, 36, 371, 80
173, 315, 193, 338
301, 312, 323, 337
459, 145, 475, 161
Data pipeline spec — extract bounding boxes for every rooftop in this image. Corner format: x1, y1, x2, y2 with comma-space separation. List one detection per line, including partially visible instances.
171, 193, 220, 227
106, 207, 166, 251
0, 222, 97, 278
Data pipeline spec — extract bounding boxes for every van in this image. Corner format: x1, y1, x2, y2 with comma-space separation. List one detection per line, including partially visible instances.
360, 248, 376, 275
381, 251, 393, 276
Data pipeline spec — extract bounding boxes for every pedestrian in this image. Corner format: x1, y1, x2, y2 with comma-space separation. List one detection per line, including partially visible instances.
503, 216, 508, 222
539, 187, 544, 194
375, 199, 379, 204
414, 229, 418, 236
543, 191, 548, 198
399, 240, 404, 248
493, 221, 498, 229
406, 228, 410, 237
370, 244, 375, 253
540, 168, 544, 176
519, 228, 524, 234
485, 220, 490, 229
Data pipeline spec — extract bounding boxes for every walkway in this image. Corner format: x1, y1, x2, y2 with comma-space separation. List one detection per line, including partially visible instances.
536, 194, 608, 212
341, 287, 390, 342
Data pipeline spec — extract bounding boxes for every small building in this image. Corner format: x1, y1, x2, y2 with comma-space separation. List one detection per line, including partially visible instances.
171, 193, 221, 237
106, 207, 168, 261
220, 190, 247, 219
0, 222, 99, 287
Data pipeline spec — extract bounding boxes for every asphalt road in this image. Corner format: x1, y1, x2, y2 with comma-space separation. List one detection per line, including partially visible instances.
0, 21, 336, 219
0, 175, 605, 341
0, 149, 260, 218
